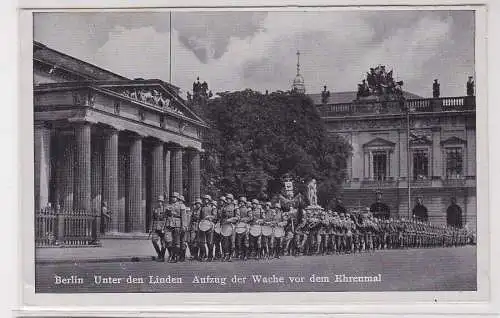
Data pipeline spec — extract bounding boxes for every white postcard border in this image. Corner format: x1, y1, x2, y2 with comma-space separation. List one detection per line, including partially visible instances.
17, 1, 497, 315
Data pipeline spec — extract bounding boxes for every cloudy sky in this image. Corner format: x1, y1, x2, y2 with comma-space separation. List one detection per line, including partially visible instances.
34, 10, 474, 98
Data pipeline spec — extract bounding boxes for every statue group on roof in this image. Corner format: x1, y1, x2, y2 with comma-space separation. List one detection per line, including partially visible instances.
357, 65, 404, 100
188, 77, 213, 105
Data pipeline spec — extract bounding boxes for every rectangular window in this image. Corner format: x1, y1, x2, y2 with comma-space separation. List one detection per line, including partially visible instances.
445, 147, 463, 179
413, 149, 429, 180
372, 151, 387, 181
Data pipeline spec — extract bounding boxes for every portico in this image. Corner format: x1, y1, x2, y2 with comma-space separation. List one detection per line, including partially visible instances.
34, 80, 207, 235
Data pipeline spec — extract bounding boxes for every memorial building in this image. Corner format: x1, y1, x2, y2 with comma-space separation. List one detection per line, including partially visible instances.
33, 41, 207, 236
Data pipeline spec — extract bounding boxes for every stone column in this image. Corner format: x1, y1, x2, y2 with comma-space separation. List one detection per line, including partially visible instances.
91, 136, 103, 215
103, 127, 119, 233
170, 145, 183, 195
73, 122, 92, 213
128, 134, 144, 232
187, 149, 201, 204
151, 140, 164, 203
59, 133, 74, 210
369, 151, 374, 180
163, 148, 171, 202
34, 123, 51, 212
432, 128, 442, 178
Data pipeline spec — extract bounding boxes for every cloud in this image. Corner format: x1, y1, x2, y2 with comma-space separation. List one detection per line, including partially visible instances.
34, 10, 474, 98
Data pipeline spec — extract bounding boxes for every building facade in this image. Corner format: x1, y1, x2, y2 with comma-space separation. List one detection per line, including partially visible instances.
34, 41, 207, 235
310, 87, 476, 230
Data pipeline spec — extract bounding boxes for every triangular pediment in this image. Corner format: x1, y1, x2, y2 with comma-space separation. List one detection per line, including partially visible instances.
363, 137, 395, 148
440, 136, 466, 146
96, 80, 208, 127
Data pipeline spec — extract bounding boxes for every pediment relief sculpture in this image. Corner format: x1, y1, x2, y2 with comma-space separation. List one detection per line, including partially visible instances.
113, 87, 185, 116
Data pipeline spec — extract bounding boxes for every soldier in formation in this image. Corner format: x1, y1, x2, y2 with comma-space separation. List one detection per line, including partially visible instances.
150, 193, 474, 262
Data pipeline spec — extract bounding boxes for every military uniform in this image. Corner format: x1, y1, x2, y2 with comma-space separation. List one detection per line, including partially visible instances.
193, 196, 216, 261
165, 192, 186, 263
235, 197, 251, 260
261, 205, 274, 258
220, 194, 239, 261
151, 196, 167, 261
284, 210, 297, 256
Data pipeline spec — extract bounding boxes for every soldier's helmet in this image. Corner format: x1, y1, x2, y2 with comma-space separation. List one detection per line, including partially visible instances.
202, 194, 212, 201
172, 192, 180, 199
158, 195, 165, 202
226, 193, 234, 200
220, 196, 226, 202
180, 195, 185, 202
265, 202, 272, 207
246, 201, 252, 207
240, 197, 247, 203
251, 199, 259, 205
194, 198, 202, 205
211, 200, 218, 206
274, 202, 281, 209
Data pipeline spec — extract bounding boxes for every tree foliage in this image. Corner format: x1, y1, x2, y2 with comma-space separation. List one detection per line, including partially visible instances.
199, 89, 351, 207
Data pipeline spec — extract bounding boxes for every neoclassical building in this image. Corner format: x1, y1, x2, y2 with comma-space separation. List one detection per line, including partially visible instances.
309, 83, 476, 230
34, 41, 207, 235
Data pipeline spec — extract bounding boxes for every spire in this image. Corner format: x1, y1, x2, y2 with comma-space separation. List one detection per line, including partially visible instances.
296, 50, 301, 76
292, 50, 305, 94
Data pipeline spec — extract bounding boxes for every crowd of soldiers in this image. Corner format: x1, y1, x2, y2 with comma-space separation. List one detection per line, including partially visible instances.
149, 191, 474, 263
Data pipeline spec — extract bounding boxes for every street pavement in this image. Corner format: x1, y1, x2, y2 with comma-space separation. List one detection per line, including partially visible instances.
35, 246, 476, 293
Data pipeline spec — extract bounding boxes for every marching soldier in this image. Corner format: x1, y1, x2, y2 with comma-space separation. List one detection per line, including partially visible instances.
220, 193, 239, 262
189, 198, 202, 259
272, 203, 286, 258
261, 204, 274, 259
165, 192, 185, 263
236, 197, 251, 260
196, 195, 216, 261
179, 195, 190, 262
151, 196, 167, 262
284, 209, 297, 256
295, 209, 309, 256
211, 199, 223, 260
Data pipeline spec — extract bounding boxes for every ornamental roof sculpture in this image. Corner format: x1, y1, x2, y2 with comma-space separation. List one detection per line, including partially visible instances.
357, 65, 404, 101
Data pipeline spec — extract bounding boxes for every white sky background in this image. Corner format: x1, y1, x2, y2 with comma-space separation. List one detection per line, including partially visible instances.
34, 10, 474, 98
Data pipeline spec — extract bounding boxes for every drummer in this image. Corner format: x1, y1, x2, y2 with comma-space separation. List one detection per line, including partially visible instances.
246, 208, 262, 259
235, 197, 251, 260
220, 193, 239, 262
194, 195, 215, 261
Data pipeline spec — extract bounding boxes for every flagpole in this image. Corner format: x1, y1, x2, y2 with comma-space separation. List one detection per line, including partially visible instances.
169, 11, 172, 83
406, 101, 411, 218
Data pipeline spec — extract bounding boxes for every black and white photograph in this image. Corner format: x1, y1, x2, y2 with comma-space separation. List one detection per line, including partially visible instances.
31, 8, 480, 294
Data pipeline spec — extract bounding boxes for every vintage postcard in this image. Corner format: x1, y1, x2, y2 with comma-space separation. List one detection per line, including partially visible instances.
19, 3, 491, 311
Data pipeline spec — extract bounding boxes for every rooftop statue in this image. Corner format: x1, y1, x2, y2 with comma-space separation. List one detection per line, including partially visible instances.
357, 65, 404, 100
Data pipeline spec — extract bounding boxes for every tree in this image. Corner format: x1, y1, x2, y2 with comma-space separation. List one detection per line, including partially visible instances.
199, 89, 351, 207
